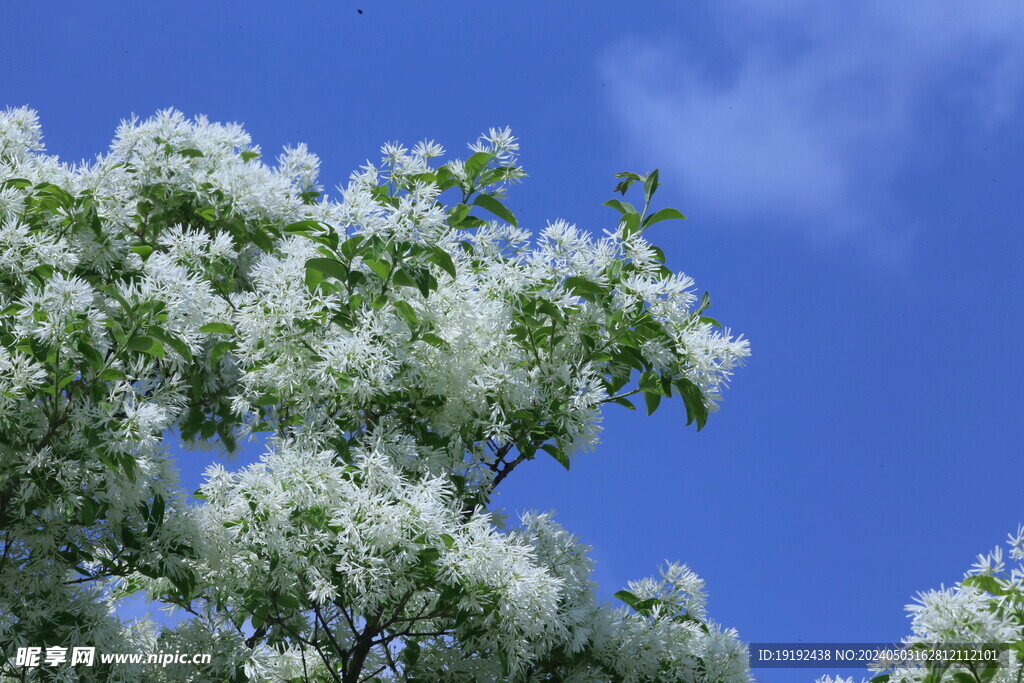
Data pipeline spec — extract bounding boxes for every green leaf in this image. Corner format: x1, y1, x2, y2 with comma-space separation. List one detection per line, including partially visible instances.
240, 150, 260, 162
76, 341, 104, 371
612, 171, 642, 196
540, 443, 570, 470
396, 266, 437, 297
98, 450, 120, 473
448, 203, 471, 227
98, 285, 132, 312
363, 257, 391, 281
634, 597, 662, 613
427, 246, 457, 278
675, 378, 709, 431
250, 228, 275, 252
404, 640, 421, 667
537, 300, 565, 324
80, 497, 100, 525
340, 236, 363, 260
195, 206, 217, 222
125, 335, 165, 358
98, 368, 126, 381
370, 184, 391, 204
210, 340, 235, 364
434, 166, 455, 190
563, 276, 605, 298
276, 592, 300, 610
620, 212, 642, 238
642, 207, 686, 228
457, 215, 488, 229
131, 245, 154, 259
85, 207, 103, 238
695, 291, 711, 316
151, 494, 165, 525
615, 344, 646, 373
393, 300, 418, 327
643, 169, 660, 204
250, 611, 265, 630
643, 391, 662, 415
148, 328, 193, 362
199, 322, 235, 335
962, 574, 1005, 595
421, 333, 448, 349
35, 183, 75, 207
1, 177, 32, 190
305, 266, 325, 293
610, 396, 636, 410
306, 257, 348, 282
463, 151, 494, 181
283, 220, 323, 234
473, 194, 518, 227
602, 198, 637, 215
392, 268, 416, 290
639, 371, 666, 396
177, 148, 205, 158
347, 270, 366, 289
614, 590, 641, 609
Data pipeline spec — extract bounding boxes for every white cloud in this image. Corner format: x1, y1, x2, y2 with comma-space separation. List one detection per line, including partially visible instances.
602, 1, 1024, 257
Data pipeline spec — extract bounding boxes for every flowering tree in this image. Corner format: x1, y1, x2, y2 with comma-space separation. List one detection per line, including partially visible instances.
0, 107, 752, 681
819, 527, 1024, 683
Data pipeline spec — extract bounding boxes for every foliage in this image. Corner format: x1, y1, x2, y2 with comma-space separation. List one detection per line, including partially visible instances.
0, 107, 750, 681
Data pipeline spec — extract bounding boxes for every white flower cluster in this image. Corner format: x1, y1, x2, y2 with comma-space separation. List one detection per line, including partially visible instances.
818, 526, 1024, 683
0, 107, 751, 681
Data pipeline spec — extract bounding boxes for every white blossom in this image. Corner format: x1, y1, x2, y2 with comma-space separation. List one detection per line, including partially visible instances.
0, 108, 753, 682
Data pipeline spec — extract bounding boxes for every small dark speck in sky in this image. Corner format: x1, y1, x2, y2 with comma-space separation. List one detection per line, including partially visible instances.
357, 9, 363, 13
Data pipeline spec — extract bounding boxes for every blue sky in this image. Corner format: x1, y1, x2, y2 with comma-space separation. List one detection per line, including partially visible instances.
3, 2, 1023, 680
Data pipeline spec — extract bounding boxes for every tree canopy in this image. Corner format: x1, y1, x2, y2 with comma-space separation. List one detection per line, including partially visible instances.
0, 108, 752, 681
